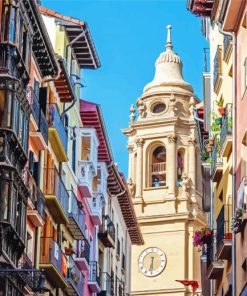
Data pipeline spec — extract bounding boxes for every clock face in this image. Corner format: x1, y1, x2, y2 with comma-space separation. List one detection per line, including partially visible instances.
138, 247, 167, 277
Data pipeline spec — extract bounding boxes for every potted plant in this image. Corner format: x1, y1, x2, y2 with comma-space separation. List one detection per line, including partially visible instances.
211, 122, 221, 133
65, 242, 75, 255
216, 97, 225, 115
200, 150, 209, 161
193, 227, 213, 247
215, 117, 222, 125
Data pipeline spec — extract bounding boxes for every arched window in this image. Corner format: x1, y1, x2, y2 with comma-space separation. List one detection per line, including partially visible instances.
150, 146, 166, 187
177, 149, 185, 181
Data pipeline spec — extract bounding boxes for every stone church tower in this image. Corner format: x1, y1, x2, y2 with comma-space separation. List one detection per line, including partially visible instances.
122, 26, 205, 296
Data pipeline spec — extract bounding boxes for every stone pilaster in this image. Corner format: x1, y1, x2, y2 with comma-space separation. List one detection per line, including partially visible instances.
135, 138, 145, 198
167, 134, 177, 197
127, 143, 135, 181
188, 137, 197, 201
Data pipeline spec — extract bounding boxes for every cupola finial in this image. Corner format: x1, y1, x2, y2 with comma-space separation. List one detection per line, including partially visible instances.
166, 25, 173, 52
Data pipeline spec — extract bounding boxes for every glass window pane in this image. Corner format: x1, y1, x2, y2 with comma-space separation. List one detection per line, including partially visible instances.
9, 6, 16, 43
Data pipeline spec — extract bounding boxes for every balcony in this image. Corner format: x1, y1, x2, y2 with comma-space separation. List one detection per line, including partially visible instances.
211, 136, 223, 182
66, 256, 84, 296
98, 215, 115, 248
75, 239, 90, 271
25, 169, 45, 227
39, 237, 68, 288
223, 34, 232, 62
220, 104, 232, 157
0, 129, 28, 173
43, 168, 69, 224
88, 193, 103, 225
96, 162, 109, 202
78, 128, 99, 197
201, 163, 211, 212
151, 162, 166, 187
68, 190, 86, 239
28, 86, 48, 150
47, 104, 68, 162
88, 261, 101, 293
213, 46, 223, 93
206, 245, 224, 280
216, 205, 232, 260
98, 272, 112, 296
78, 161, 95, 198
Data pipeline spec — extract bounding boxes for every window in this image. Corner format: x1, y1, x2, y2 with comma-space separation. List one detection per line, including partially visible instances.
177, 148, 185, 182
150, 146, 166, 187
152, 102, 166, 114
72, 136, 76, 173
9, 6, 16, 43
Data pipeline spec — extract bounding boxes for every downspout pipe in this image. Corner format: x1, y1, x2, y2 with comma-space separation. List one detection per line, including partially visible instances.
218, 24, 236, 296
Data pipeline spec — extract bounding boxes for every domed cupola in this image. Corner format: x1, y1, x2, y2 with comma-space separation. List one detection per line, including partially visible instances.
143, 25, 193, 95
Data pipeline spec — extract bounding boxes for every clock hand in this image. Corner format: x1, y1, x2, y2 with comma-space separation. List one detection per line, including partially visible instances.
149, 256, 154, 271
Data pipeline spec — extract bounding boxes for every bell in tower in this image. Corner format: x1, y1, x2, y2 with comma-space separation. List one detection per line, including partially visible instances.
123, 26, 205, 296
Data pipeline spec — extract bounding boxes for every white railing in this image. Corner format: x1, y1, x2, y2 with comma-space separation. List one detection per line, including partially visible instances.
151, 162, 166, 173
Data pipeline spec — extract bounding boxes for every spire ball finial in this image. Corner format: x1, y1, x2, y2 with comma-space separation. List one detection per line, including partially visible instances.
166, 24, 173, 52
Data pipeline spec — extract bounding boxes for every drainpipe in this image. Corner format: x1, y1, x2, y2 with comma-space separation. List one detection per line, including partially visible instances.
60, 30, 87, 119
218, 25, 236, 296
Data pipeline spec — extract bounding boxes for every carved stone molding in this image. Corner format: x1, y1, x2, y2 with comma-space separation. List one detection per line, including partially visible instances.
188, 137, 197, 146
127, 144, 134, 153
168, 134, 177, 143
136, 138, 145, 147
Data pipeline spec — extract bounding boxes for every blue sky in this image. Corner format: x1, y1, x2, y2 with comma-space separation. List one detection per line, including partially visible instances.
42, 0, 208, 176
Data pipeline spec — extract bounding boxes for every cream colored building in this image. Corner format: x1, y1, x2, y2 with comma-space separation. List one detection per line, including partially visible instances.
123, 26, 205, 296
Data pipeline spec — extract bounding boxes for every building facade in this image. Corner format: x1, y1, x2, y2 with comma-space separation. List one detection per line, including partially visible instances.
188, 0, 247, 295
123, 26, 205, 296
0, 1, 142, 295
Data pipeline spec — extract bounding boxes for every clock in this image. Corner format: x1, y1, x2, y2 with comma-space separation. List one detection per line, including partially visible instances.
138, 247, 167, 277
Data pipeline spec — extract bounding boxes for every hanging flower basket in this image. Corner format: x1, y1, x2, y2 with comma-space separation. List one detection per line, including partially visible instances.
215, 117, 222, 125
193, 227, 213, 247
218, 107, 225, 116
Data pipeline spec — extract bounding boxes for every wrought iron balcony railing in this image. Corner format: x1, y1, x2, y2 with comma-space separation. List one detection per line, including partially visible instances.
216, 204, 232, 250
66, 255, 84, 295
77, 239, 90, 265
43, 168, 69, 215
220, 103, 232, 153
68, 190, 85, 235
99, 215, 116, 243
211, 135, 223, 178
47, 104, 68, 154
89, 261, 100, 286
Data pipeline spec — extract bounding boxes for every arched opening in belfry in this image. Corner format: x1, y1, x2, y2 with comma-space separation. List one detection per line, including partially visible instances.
177, 148, 185, 181
150, 146, 166, 187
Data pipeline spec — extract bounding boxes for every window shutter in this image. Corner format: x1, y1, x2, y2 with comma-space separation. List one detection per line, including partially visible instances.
39, 87, 48, 115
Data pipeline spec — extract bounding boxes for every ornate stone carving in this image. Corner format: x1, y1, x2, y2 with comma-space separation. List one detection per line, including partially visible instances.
127, 144, 134, 153
136, 97, 146, 118
129, 104, 136, 122
180, 173, 192, 197
188, 137, 197, 146
127, 178, 136, 198
168, 134, 177, 143
189, 96, 196, 117
136, 138, 145, 147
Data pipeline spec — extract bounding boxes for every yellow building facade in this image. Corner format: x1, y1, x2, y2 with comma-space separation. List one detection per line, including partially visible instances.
123, 26, 205, 296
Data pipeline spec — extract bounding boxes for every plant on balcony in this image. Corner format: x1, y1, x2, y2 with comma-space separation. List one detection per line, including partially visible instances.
200, 149, 209, 161
231, 208, 243, 234
193, 227, 213, 248
216, 97, 225, 115
227, 116, 232, 130
211, 122, 221, 134
71, 272, 79, 285
208, 138, 214, 146
65, 243, 75, 255
212, 112, 222, 128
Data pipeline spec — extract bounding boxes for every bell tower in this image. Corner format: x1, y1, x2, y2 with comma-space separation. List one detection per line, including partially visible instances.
123, 26, 205, 296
